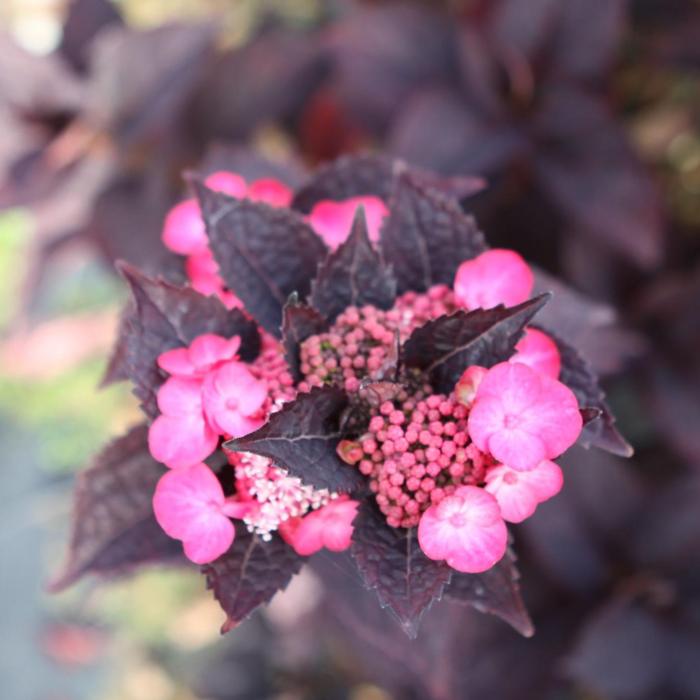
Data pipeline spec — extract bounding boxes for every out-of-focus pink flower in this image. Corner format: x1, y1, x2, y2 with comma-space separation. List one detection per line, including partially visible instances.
417, 485, 507, 573
153, 462, 235, 564
308, 196, 388, 249
204, 171, 247, 197
158, 334, 241, 378
162, 199, 208, 256
185, 250, 242, 309
484, 460, 563, 523
280, 497, 359, 556
510, 328, 561, 378
148, 377, 218, 468
468, 362, 582, 472
247, 178, 293, 207
202, 362, 267, 437
454, 249, 534, 310
455, 365, 488, 407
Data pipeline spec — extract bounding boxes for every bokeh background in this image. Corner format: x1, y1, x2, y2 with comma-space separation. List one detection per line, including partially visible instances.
1, 1, 700, 699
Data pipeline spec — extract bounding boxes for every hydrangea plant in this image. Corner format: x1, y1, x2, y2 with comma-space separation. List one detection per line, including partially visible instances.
52, 154, 631, 638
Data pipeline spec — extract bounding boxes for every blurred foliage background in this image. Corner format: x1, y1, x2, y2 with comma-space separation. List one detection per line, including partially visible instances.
1, 0, 700, 699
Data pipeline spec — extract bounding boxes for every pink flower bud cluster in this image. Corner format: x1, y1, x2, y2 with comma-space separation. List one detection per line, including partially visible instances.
344, 391, 494, 528
393, 284, 458, 331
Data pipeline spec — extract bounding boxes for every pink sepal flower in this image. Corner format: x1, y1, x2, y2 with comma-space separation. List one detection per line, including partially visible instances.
510, 328, 561, 378
454, 249, 534, 310
280, 497, 359, 556
247, 178, 293, 207
417, 485, 507, 573
201, 362, 267, 437
162, 199, 208, 256
205, 171, 247, 197
153, 462, 235, 564
485, 460, 563, 523
468, 362, 582, 472
158, 334, 241, 378
455, 365, 488, 407
148, 377, 218, 468
308, 196, 388, 250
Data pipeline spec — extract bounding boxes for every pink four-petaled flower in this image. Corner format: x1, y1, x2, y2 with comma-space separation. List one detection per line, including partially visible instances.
417, 485, 508, 573
153, 462, 245, 564
468, 362, 582, 472
280, 497, 359, 556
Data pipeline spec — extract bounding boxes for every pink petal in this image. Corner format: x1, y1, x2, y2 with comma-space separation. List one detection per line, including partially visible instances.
282, 511, 326, 556
158, 348, 196, 377
485, 461, 563, 523
511, 328, 561, 378
418, 486, 507, 573
308, 196, 387, 249
161, 199, 207, 255
182, 522, 234, 564
485, 426, 547, 473
455, 365, 488, 406
188, 334, 241, 372
478, 361, 542, 414
156, 377, 204, 417
319, 498, 359, 551
148, 414, 218, 468
247, 178, 293, 207
454, 249, 534, 310
205, 171, 247, 197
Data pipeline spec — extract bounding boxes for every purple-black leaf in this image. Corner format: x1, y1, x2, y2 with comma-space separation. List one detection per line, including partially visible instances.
202, 527, 303, 633
226, 387, 364, 493
350, 499, 451, 639
50, 424, 181, 591
195, 182, 327, 337
291, 153, 484, 213
310, 207, 397, 323
381, 170, 487, 293
105, 263, 260, 417
402, 294, 550, 394
444, 549, 534, 637
553, 333, 633, 457
282, 293, 329, 383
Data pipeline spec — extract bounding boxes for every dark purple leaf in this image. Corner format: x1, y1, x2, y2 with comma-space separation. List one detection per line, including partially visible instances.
190, 29, 327, 142
105, 264, 260, 417
85, 23, 216, 146
388, 88, 524, 177
282, 294, 329, 383
59, 0, 124, 73
202, 528, 303, 633
553, 332, 633, 457
325, 3, 454, 132
533, 86, 662, 268
227, 387, 364, 493
444, 549, 534, 637
195, 182, 327, 337
381, 170, 487, 294
351, 499, 451, 638
402, 294, 550, 393
291, 152, 484, 213
50, 424, 181, 591
310, 207, 397, 323
566, 600, 669, 698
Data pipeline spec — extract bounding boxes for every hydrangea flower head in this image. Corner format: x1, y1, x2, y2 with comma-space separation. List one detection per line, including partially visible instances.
468, 362, 583, 472
454, 249, 534, 310
484, 460, 563, 523
280, 497, 359, 556
308, 196, 388, 249
153, 462, 236, 564
510, 328, 561, 378
417, 485, 508, 573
